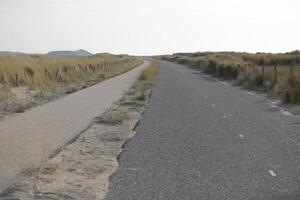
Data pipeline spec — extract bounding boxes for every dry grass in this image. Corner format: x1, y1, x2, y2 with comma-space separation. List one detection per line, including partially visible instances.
20, 157, 60, 195
138, 60, 160, 82
1, 61, 160, 200
0, 85, 32, 114
162, 52, 300, 103
0, 52, 142, 114
95, 110, 130, 125
0, 52, 139, 88
133, 60, 160, 93
0, 85, 11, 105
119, 60, 160, 106
110, 111, 130, 124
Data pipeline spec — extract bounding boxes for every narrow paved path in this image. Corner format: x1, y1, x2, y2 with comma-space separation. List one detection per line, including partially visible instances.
105, 61, 300, 200
0, 61, 149, 192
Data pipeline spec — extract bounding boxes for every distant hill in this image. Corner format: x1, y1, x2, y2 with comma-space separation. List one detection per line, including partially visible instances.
47, 49, 93, 57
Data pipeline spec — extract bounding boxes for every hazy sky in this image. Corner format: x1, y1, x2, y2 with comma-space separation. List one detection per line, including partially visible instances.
0, 0, 299, 55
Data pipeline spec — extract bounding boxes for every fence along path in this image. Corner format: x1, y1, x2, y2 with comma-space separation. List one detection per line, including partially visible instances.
12, 58, 132, 87
236, 63, 297, 85
0, 60, 148, 193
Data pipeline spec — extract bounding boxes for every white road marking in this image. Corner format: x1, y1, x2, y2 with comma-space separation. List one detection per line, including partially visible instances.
239, 134, 244, 138
245, 88, 298, 119
267, 100, 300, 119
269, 104, 278, 108
281, 110, 293, 116
212, 104, 216, 107
270, 100, 281, 105
222, 115, 227, 119
203, 74, 231, 86
220, 81, 230, 86
202, 71, 299, 120
268, 170, 277, 177
204, 96, 207, 99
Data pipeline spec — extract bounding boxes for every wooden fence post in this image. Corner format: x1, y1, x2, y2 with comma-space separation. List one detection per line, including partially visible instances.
274, 66, 277, 83
15, 73, 19, 87
55, 68, 60, 82
244, 64, 247, 80
289, 66, 294, 81
262, 65, 265, 86
44, 69, 48, 80
89, 64, 92, 71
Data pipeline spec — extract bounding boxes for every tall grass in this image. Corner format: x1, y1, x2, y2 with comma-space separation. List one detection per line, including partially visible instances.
0, 52, 140, 88
120, 60, 160, 106
162, 52, 300, 104
138, 61, 160, 82
0, 52, 142, 114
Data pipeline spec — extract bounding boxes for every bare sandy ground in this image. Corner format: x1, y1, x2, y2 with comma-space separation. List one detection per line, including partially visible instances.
0, 61, 149, 192
1, 103, 147, 200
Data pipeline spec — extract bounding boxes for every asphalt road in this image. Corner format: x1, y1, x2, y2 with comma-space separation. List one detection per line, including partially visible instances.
0, 61, 149, 192
105, 61, 300, 200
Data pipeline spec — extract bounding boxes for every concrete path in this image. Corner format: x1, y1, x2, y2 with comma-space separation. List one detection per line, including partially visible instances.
105, 61, 300, 200
0, 61, 149, 192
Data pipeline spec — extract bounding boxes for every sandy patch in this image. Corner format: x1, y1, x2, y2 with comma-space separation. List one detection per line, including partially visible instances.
0, 86, 151, 200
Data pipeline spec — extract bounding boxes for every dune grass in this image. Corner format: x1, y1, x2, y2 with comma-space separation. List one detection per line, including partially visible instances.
134, 60, 160, 93
0, 52, 140, 88
119, 60, 160, 107
162, 52, 300, 103
0, 52, 142, 114
138, 60, 160, 82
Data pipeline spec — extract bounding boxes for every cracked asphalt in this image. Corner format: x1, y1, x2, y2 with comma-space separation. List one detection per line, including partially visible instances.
105, 61, 300, 200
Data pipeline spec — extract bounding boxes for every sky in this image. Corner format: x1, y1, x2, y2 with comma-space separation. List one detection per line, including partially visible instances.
0, 0, 299, 55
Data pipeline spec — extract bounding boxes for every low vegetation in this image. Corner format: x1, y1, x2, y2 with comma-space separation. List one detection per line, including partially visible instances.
136, 60, 160, 90
161, 52, 300, 104
0, 52, 138, 88
138, 61, 160, 82
96, 110, 130, 125
0, 52, 142, 115
0, 61, 160, 200
120, 60, 160, 106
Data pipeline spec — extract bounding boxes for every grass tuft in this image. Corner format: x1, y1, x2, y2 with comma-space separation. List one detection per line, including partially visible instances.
138, 61, 160, 82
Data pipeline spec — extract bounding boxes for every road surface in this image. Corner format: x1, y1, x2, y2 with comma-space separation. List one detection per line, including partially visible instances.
105, 61, 300, 200
0, 61, 149, 192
